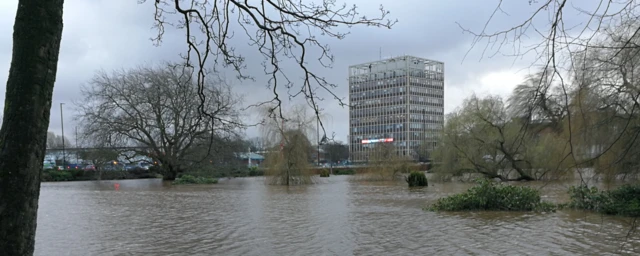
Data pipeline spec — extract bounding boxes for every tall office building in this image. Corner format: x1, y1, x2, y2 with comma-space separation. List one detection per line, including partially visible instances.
348, 56, 444, 162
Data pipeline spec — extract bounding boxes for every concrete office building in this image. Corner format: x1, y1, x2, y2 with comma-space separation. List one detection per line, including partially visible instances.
348, 55, 444, 162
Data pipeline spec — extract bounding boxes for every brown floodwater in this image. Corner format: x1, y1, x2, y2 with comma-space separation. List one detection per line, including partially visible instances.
35, 176, 639, 255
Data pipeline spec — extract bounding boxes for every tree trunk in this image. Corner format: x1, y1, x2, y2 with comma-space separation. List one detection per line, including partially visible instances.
162, 164, 178, 181
0, 1, 65, 255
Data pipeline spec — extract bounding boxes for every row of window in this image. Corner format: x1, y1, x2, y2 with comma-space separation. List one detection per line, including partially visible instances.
349, 70, 444, 83
350, 140, 439, 151
350, 107, 445, 117
350, 98, 444, 109
350, 115, 443, 126
409, 105, 445, 113
409, 86, 444, 95
350, 123, 442, 134
349, 77, 444, 90
351, 115, 407, 125
350, 87, 444, 101
409, 96, 444, 104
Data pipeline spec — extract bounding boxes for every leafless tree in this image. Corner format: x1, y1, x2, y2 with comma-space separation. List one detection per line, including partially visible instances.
45, 131, 71, 149
147, 0, 396, 138
75, 63, 243, 180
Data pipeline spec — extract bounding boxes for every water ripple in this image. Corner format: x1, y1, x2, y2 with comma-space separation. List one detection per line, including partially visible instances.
34, 177, 639, 255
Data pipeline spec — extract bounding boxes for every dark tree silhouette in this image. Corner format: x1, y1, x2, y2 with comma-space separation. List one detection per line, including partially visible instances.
0, 1, 64, 254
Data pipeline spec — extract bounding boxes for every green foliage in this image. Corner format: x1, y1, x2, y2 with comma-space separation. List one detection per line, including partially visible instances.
42, 170, 74, 181
406, 171, 428, 187
41, 169, 158, 182
319, 169, 330, 177
248, 169, 264, 176
357, 143, 412, 181
565, 184, 640, 217
426, 179, 555, 212
333, 169, 355, 175
172, 175, 218, 185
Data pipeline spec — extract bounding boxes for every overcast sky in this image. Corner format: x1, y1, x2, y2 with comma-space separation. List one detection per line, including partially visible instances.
0, 0, 597, 143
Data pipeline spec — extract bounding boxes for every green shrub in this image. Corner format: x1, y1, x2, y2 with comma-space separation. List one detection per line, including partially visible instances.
172, 174, 218, 185
319, 169, 330, 177
248, 169, 264, 176
333, 169, 356, 175
42, 170, 74, 181
406, 171, 428, 187
426, 179, 555, 212
565, 184, 640, 217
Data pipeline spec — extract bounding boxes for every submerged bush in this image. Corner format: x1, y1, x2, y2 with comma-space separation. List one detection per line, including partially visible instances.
426, 179, 555, 212
565, 184, 640, 217
42, 170, 74, 181
248, 169, 265, 176
333, 169, 356, 175
406, 171, 428, 187
319, 169, 330, 177
172, 175, 218, 185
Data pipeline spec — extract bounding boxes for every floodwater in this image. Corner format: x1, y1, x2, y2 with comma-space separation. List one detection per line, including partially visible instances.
35, 176, 639, 255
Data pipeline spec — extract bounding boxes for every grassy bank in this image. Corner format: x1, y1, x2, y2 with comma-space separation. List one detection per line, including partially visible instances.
42, 169, 159, 182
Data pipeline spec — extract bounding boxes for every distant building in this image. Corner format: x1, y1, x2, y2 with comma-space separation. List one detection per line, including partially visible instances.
348, 55, 445, 162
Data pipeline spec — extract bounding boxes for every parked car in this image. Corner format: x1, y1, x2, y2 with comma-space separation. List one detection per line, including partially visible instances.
139, 162, 151, 170
124, 164, 139, 171
84, 165, 96, 171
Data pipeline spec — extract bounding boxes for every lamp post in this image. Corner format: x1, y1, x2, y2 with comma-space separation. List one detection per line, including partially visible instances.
75, 126, 79, 164
60, 103, 66, 168
316, 117, 320, 166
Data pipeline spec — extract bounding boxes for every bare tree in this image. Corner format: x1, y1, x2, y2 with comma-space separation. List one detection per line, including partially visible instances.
76, 63, 243, 180
148, 0, 396, 137
46, 131, 71, 149
322, 141, 349, 164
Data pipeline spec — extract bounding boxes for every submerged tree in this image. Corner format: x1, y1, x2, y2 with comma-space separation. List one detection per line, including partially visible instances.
261, 104, 317, 185
357, 142, 411, 181
76, 63, 243, 180
460, 1, 640, 183
432, 93, 571, 181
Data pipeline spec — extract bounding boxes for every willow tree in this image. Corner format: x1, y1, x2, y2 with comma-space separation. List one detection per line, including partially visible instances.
433, 93, 572, 181
261, 104, 317, 185
359, 142, 411, 181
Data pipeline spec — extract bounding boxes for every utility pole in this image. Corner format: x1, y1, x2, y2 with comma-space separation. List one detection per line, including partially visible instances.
75, 126, 79, 164
316, 117, 320, 166
60, 103, 66, 168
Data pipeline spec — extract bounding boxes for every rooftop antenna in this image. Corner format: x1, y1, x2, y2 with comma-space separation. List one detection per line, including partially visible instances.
379, 47, 382, 60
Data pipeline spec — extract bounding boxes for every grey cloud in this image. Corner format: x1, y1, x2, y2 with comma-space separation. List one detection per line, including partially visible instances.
0, 0, 556, 143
